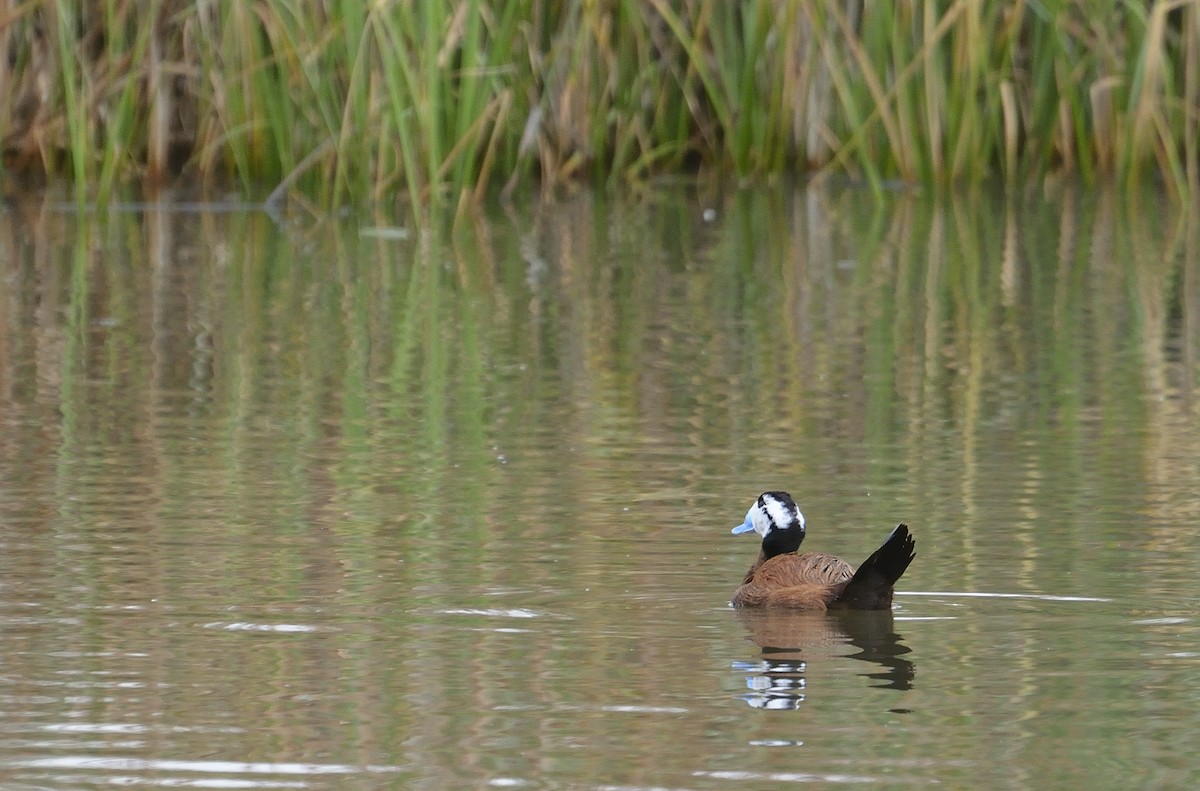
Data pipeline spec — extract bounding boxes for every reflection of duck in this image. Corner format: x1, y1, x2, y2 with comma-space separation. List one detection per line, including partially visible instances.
731, 492, 915, 609
735, 607, 915, 696
732, 655, 808, 710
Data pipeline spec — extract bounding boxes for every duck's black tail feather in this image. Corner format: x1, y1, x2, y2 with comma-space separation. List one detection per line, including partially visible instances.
832, 524, 915, 610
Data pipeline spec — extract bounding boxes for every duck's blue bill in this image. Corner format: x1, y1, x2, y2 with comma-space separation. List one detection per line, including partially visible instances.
731, 520, 754, 534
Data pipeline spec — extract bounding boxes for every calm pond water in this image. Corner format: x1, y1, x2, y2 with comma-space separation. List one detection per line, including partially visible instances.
1, 185, 1198, 789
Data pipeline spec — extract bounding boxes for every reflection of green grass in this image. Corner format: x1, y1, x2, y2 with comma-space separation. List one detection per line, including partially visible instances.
4, 188, 1195, 783
2, 2, 1197, 203
18, 185, 1194, 604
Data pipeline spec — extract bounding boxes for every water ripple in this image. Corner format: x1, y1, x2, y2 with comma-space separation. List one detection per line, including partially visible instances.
203, 622, 322, 633
694, 769, 878, 783
5, 756, 406, 776
438, 608, 547, 619
899, 591, 1110, 603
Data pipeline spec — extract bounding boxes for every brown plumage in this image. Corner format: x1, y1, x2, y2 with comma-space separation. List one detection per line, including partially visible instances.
730, 492, 916, 611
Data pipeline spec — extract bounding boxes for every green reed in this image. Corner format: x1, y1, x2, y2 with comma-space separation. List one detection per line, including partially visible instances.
1, 1, 1197, 205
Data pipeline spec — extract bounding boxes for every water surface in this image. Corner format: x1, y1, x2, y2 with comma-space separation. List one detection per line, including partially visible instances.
1, 186, 1198, 788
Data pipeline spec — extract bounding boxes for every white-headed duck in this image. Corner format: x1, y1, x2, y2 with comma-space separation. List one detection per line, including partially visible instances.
731, 491, 915, 610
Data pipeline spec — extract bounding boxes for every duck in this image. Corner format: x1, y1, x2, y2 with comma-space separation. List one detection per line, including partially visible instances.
730, 491, 915, 610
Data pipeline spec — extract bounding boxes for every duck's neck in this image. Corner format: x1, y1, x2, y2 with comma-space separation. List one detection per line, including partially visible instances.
761, 525, 805, 560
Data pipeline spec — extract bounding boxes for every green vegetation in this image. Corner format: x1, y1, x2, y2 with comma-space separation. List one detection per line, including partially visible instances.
2, 1, 1198, 204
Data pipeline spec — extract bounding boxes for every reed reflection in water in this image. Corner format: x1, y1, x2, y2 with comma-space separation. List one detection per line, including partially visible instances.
0, 184, 1198, 788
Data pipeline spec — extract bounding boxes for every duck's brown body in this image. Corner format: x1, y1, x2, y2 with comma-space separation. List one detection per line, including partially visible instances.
732, 523, 915, 610
733, 551, 855, 609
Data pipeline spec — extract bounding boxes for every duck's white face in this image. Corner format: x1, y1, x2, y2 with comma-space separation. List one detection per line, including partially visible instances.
731, 491, 805, 538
